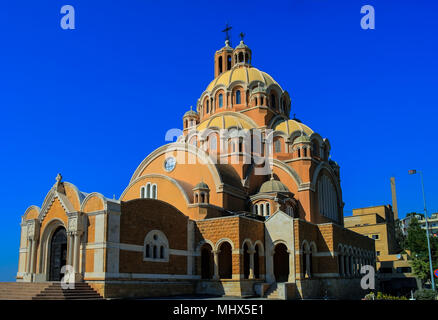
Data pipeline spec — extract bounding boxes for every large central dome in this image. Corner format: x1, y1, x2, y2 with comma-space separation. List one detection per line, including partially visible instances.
205, 65, 281, 92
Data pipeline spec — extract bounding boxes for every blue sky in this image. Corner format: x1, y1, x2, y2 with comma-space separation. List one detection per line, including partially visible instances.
0, 0, 437, 281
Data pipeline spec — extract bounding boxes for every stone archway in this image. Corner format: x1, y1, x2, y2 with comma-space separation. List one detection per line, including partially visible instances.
273, 243, 289, 282
218, 242, 232, 279
201, 243, 214, 279
49, 227, 67, 281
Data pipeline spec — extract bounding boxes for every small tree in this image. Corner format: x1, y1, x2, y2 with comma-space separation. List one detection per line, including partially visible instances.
405, 217, 438, 287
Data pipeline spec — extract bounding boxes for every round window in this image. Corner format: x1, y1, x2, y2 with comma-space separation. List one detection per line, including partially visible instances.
164, 157, 176, 172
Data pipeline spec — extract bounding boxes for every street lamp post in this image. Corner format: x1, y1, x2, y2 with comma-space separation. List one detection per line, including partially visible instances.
409, 169, 436, 291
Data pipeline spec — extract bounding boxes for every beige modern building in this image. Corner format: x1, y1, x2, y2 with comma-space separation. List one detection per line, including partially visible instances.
401, 212, 438, 237
344, 205, 417, 295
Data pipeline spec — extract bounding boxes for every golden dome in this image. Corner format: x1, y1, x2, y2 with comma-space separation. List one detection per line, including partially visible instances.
273, 119, 314, 136
259, 177, 290, 193
197, 112, 257, 131
205, 66, 281, 92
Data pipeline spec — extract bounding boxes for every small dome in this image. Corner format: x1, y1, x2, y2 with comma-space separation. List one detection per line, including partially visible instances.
235, 40, 249, 50
205, 65, 280, 92
184, 109, 198, 118
193, 181, 209, 190
218, 40, 233, 52
294, 135, 311, 144
259, 178, 289, 193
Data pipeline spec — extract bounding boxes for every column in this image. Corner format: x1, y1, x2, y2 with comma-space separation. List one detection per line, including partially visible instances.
29, 239, 36, 274
67, 233, 74, 267
213, 250, 220, 280
340, 254, 344, 277
248, 249, 255, 279
26, 239, 32, 273
73, 232, 81, 273
287, 250, 296, 282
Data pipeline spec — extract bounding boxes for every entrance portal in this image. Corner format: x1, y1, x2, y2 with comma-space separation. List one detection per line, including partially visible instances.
49, 227, 67, 281
273, 243, 289, 282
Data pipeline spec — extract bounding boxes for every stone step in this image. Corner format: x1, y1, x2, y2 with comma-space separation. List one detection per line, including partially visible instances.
0, 282, 103, 300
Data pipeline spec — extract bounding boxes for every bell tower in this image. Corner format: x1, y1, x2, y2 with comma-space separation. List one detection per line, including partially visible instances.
215, 24, 234, 77
214, 40, 234, 78
233, 33, 251, 66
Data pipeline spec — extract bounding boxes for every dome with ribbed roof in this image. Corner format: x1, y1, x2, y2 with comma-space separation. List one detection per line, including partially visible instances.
193, 181, 209, 190
184, 109, 198, 118
272, 119, 314, 136
259, 178, 290, 193
205, 65, 281, 92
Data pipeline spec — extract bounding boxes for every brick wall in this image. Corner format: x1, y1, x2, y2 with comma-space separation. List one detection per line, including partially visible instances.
119, 199, 189, 274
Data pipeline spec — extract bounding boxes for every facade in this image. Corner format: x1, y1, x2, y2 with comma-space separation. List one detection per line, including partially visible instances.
345, 205, 417, 295
400, 212, 438, 237
16, 39, 375, 299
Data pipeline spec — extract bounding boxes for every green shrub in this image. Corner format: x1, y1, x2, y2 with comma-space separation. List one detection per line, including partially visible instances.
413, 289, 437, 300
375, 292, 408, 300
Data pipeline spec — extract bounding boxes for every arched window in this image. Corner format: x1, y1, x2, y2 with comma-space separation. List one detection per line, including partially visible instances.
218, 94, 223, 108
200, 193, 205, 203
236, 90, 241, 104
317, 175, 339, 222
144, 230, 169, 262
303, 148, 307, 157
145, 244, 150, 258
270, 94, 276, 109
227, 55, 232, 70
255, 97, 258, 106
274, 139, 282, 153
206, 100, 209, 114
152, 184, 157, 199
153, 245, 157, 259
261, 96, 264, 105
238, 52, 243, 63
218, 56, 223, 74
146, 183, 151, 198
266, 203, 270, 216
245, 53, 249, 63
209, 135, 217, 152
142, 182, 157, 199
297, 148, 301, 158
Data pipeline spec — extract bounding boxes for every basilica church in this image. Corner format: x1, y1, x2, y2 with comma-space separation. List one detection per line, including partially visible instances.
16, 37, 375, 299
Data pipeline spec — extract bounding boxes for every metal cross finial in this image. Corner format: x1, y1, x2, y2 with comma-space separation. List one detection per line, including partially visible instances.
240, 32, 245, 41
222, 23, 232, 42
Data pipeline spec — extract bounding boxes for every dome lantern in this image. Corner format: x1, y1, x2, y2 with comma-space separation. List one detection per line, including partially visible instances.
183, 106, 199, 132
233, 33, 252, 66
214, 40, 234, 78
193, 181, 210, 204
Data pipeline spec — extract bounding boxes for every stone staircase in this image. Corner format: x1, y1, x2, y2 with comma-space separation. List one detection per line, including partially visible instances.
264, 283, 281, 299
0, 282, 52, 300
0, 282, 103, 300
